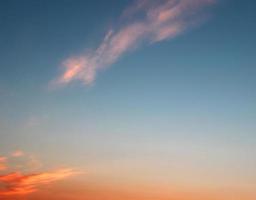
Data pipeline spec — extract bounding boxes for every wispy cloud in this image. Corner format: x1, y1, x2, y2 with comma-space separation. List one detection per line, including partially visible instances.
0, 151, 79, 196
11, 150, 25, 158
0, 168, 77, 195
53, 0, 215, 87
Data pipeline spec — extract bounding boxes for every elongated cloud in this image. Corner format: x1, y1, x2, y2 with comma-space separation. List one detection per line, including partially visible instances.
54, 0, 215, 86
0, 151, 79, 196
0, 168, 77, 195
11, 150, 25, 158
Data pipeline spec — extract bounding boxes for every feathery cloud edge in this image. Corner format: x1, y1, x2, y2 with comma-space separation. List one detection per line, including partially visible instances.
52, 0, 216, 87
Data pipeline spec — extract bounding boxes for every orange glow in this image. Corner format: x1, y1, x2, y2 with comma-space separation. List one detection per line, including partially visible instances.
0, 156, 7, 171
18, 180, 256, 200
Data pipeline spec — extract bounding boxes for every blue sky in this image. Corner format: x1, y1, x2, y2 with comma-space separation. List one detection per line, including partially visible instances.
0, 0, 256, 199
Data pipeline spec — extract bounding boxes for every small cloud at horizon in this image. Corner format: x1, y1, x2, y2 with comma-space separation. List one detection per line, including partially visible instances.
0, 156, 7, 171
0, 151, 79, 196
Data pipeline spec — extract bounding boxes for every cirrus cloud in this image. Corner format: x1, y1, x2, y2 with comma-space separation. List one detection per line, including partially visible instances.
52, 0, 216, 87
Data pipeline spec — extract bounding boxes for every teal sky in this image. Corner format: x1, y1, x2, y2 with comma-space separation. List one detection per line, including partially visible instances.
0, 0, 256, 199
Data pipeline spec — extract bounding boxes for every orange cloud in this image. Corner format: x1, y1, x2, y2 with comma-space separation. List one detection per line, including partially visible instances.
0, 168, 77, 196
0, 152, 79, 197
53, 0, 215, 86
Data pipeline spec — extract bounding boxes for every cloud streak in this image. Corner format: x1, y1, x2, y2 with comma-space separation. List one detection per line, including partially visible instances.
11, 150, 25, 158
0, 168, 77, 195
0, 151, 79, 196
54, 0, 215, 86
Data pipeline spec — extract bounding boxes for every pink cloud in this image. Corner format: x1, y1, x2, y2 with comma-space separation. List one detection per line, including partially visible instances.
11, 150, 25, 158
53, 0, 215, 86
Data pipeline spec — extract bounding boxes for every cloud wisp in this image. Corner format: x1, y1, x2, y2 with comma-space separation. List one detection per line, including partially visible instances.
11, 150, 25, 158
0, 168, 76, 195
0, 151, 78, 196
53, 0, 215, 87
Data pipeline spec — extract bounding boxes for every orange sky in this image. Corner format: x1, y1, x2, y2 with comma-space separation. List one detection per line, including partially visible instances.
1, 150, 256, 200
2, 179, 256, 200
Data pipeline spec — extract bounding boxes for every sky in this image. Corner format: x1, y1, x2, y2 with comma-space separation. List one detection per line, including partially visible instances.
0, 0, 256, 199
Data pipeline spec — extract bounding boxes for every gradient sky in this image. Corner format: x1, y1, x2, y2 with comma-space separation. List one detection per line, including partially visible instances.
0, 0, 256, 199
